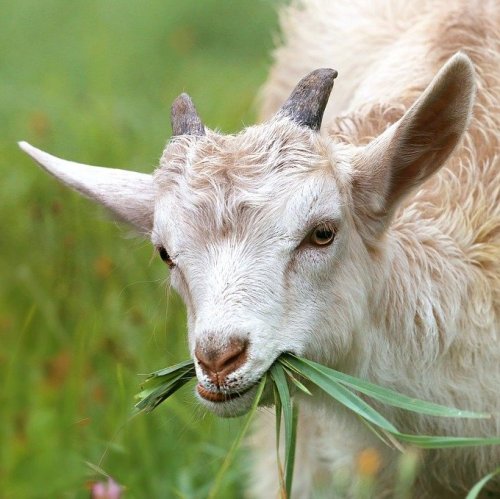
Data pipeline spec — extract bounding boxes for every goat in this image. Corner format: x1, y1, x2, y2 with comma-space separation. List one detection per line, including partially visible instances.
20, 0, 499, 496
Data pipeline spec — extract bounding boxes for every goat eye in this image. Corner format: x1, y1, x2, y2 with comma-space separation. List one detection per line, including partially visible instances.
309, 224, 335, 247
157, 246, 175, 268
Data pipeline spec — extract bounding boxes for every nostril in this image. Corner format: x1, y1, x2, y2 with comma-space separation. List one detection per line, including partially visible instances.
219, 339, 248, 371
194, 347, 211, 372
195, 355, 209, 373
195, 338, 249, 381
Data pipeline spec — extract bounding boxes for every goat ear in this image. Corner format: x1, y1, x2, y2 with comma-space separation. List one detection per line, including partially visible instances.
354, 53, 475, 230
19, 142, 155, 234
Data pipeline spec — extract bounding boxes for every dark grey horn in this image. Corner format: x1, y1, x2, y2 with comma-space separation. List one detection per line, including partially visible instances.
279, 68, 338, 131
171, 93, 205, 136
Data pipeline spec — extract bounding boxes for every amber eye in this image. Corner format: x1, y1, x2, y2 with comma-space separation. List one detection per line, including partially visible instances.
157, 246, 175, 268
309, 223, 335, 247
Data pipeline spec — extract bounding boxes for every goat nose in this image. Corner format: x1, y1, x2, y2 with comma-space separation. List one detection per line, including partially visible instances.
195, 338, 248, 386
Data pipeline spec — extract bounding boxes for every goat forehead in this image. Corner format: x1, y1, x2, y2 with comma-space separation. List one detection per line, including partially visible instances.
154, 168, 342, 255
156, 120, 331, 188
153, 123, 346, 248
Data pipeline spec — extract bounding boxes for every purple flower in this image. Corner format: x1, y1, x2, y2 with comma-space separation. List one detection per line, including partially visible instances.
91, 478, 122, 499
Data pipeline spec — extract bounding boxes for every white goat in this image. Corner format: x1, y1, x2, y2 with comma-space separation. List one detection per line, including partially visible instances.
20, 0, 499, 497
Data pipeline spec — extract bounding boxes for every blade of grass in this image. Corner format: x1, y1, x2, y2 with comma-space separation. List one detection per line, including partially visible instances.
393, 450, 421, 499
141, 359, 195, 378
288, 404, 298, 498
280, 356, 500, 450
282, 356, 489, 419
397, 434, 500, 449
270, 362, 297, 497
280, 357, 398, 433
355, 414, 404, 452
465, 468, 500, 499
135, 366, 196, 412
207, 377, 266, 499
270, 364, 293, 462
273, 382, 286, 498
137, 363, 196, 394
283, 367, 312, 396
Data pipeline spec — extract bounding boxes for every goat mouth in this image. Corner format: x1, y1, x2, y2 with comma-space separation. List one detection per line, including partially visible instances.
196, 383, 254, 403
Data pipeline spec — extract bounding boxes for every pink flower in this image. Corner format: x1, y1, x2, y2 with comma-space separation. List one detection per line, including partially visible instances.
91, 478, 122, 499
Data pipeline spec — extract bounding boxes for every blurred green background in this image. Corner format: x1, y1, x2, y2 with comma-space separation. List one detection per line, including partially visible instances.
0, 1, 279, 497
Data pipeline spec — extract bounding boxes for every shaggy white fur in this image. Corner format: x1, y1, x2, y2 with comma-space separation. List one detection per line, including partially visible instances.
20, 0, 499, 497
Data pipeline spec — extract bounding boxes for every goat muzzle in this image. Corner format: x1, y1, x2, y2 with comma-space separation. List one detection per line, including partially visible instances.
195, 337, 248, 387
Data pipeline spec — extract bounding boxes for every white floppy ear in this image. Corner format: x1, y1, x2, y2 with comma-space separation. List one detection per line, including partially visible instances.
19, 142, 155, 234
354, 52, 475, 232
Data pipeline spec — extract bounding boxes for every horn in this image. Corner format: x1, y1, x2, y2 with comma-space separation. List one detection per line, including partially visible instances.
171, 93, 205, 137
279, 68, 338, 130
18, 141, 155, 232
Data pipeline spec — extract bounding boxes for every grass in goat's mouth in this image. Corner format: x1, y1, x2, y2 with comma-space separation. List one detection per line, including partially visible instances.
135, 354, 500, 499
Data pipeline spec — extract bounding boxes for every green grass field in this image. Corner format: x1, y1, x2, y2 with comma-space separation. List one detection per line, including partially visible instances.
0, 1, 279, 497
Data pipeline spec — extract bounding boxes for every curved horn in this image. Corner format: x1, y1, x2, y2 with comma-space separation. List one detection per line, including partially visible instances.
279, 68, 338, 131
18, 141, 155, 233
171, 93, 205, 137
